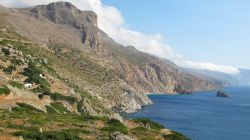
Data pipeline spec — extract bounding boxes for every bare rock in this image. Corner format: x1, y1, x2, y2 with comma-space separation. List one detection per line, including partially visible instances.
110, 132, 135, 140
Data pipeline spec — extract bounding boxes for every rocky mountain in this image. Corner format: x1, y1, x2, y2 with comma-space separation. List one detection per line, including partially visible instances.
0, 2, 222, 114
0, 2, 222, 139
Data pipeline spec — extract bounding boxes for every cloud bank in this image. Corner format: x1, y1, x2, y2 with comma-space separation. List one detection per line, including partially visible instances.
0, 0, 240, 74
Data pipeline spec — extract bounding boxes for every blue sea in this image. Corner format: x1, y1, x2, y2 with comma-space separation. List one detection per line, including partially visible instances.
128, 86, 250, 140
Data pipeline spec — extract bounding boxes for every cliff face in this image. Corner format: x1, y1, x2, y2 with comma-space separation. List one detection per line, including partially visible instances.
30, 2, 98, 48
1, 2, 221, 113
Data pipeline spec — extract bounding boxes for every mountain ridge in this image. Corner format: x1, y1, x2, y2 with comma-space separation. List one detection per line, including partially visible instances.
0, 2, 223, 139
0, 1, 221, 114
185, 68, 250, 86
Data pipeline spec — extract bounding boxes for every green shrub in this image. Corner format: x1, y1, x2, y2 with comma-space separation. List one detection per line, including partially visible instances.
11, 58, 24, 66
0, 86, 11, 95
101, 119, 128, 135
132, 118, 165, 130
1, 48, 10, 55
25, 74, 49, 87
50, 102, 70, 114
38, 94, 44, 99
50, 92, 76, 104
14, 103, 44, 113
9, 81, 23, 89
45, 105, 58, 114
23, 62, 49, 87
13, 130, 81, 140
7, 124, 27, 130
23, 62, 43, 77
32, 85, 51, 94
3, 65, 16, 74
162, 131, 190, 140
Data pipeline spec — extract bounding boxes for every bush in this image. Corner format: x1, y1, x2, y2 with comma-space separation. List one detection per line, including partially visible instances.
162, 131, 190, 140
132, 118, 165, 130
25, 74, 49, 87
9, 81, 23, 89
7, 124, 27, 130
13, 103, 44, 113
101, 119, 128, 135
23, 62, 49, 87
50, 92, 76, 104
45, 105, 58, 114
50, 102, 70, 114
0, 86, 11, 95
38, 94, 44, 99
23, 62, 43, 77
13, 130, 81, 140
2, 48, 10, 55
11, 58, 24, 66
3, 65, 16, 74
32, 85, 51, 94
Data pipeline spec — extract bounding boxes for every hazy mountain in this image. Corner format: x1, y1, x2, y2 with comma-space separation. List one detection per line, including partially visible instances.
231, 68, 250, 86
185, 68, 250, 86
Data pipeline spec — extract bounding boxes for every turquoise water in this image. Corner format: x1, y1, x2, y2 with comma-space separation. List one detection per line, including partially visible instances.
128, 87, 250, 140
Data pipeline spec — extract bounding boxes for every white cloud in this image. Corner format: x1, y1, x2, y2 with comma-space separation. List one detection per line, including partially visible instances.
0, 0, 240, 74
175, 60, 240, 74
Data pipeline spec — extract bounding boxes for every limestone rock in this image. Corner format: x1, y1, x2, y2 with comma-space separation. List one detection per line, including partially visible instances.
110, 132, 135, 140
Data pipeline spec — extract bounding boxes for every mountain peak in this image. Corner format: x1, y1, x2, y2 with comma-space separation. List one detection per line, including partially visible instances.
31, 2, 97, 28
30, 2, 99, 48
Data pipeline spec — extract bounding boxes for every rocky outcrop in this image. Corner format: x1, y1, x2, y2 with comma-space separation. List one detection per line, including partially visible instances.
31, 2, 99, 48
110, 132, 135, 140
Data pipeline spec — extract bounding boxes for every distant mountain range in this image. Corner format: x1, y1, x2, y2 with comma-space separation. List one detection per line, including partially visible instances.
185, 68, 250, 86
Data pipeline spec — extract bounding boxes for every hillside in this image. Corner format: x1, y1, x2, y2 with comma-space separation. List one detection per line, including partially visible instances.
0, 2, 221, 139
0, 4, 192, 140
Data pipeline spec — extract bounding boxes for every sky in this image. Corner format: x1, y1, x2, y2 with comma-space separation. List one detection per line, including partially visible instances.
1, 0, 249, 74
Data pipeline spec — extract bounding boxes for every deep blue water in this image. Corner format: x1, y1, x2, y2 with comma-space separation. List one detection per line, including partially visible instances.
128, 87, 250, 140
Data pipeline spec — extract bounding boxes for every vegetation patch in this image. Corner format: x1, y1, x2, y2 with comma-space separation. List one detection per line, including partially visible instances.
1, 48, 10, 56
7, 124, 28, 130
13, 103, 44, 113
50, 92, 76, 104
45, 105, 58, 114
3, 65, 16, 74
23, 62, 49, 87
163, 131, 190, 140
9, 81, 23, 89
0, 86, 11, 95
101, 119, 128, 135
32, 85, 51, 95
13, 130, 81, 140
11, 58, 24, 66
50, 102, 70, 114
132, 118, 165, 130
131, 127, 158, 140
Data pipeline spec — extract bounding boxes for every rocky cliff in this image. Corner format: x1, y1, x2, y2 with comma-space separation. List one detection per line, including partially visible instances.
0, 2, 221, 114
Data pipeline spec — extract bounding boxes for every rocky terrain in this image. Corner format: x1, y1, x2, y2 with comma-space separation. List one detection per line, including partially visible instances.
0, 2, 221, 139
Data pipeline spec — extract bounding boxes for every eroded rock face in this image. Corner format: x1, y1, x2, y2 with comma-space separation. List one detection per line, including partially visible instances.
110, 132, 135, 140
31, 2, 98, 48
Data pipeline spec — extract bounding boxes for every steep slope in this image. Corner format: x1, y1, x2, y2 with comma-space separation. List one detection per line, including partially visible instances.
0, 4, 192, 140
0, 2, 152, 114
7, 2, 220, 94
0, 2, 222, 115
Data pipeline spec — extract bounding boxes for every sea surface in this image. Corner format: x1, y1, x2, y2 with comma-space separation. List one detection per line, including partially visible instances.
128, 86, 250, 140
